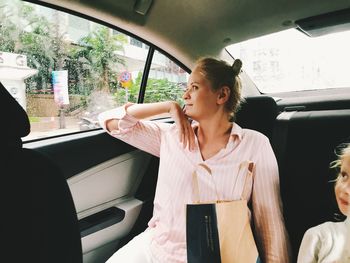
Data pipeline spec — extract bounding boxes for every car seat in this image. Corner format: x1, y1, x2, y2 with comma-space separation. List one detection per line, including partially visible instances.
0, 82, 82, 263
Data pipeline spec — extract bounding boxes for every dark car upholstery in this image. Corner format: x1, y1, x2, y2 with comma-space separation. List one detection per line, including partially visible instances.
236, 96, 350, 261
0, 82, 82, 263
273, 109, 350, 261
235, 95, 278, 140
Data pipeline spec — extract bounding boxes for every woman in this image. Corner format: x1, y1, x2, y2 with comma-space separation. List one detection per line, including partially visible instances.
297, 143, 350, 263
99, 57, 291, 263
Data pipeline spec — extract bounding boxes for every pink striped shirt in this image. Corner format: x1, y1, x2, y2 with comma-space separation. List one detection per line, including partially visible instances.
99, 105, 291, 263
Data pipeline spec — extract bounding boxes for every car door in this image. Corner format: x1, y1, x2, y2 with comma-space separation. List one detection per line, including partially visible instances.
24, 129, 154, 262
1, 1, 188, 262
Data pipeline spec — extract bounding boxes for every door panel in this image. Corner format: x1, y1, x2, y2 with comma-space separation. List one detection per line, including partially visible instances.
24, 130, 155, 263
82, 199, 143, 263
24, 131, 136, 179
68, 150, 152, 214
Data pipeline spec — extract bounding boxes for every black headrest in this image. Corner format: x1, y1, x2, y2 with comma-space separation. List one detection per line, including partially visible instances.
0, 82, 30, 145
235, 95, 278, 139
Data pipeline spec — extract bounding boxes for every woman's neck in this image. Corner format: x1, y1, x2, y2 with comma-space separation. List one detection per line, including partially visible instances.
196, 116, 232, 143
195, 116, 232, 161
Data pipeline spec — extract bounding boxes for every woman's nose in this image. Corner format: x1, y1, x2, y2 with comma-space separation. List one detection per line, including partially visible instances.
182, 89, 190, 99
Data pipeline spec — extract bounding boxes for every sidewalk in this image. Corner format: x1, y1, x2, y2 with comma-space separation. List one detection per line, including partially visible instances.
24, 116, 82, 141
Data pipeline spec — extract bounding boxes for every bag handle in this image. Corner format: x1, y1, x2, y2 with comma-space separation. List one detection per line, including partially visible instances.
192, 161, 254, 203
192, 163, 219, 203
238, 161, 255, 200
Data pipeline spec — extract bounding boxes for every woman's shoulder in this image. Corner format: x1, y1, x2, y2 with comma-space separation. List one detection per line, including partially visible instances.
242, 127, 266, 137
240, 126, 269, 144
232, 122, 266, 139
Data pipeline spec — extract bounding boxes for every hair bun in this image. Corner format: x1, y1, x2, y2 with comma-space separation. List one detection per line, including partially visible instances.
232, 59, 242, 76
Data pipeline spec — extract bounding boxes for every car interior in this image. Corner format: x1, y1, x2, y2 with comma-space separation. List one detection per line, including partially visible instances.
1, 0, 350, 262
1, 83, 82, 263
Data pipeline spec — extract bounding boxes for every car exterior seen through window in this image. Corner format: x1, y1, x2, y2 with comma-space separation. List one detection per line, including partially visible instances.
0, 0, 188, 141
227, 28, 350, 93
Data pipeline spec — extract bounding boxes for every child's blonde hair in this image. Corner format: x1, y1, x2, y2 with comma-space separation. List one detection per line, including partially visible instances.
330, 143, 350, 180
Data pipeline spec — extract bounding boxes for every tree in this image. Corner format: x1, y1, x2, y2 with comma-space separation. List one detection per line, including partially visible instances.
1, 0, 185, 112
125, 71, 185, 107
19, 13, 57, 92
73, 26, 127, 93
0, 0, 63, 92
0, 1, 17, 52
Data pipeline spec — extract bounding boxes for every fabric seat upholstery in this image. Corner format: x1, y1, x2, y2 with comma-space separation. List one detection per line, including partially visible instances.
235, 95, 278, 140
0, 82, 82, 263
273, 109, 350, 261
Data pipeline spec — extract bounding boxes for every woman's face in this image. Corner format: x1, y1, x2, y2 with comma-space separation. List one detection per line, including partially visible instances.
182, 66, 219, 120
335, 155, 350, 216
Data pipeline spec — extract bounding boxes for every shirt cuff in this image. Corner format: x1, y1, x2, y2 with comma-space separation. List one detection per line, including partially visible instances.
98, 103, 139, 133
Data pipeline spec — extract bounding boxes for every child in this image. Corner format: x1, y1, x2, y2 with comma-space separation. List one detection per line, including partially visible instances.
297, 143, 350, 263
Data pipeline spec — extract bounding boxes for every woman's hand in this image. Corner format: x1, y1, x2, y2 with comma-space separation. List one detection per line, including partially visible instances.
124, 101, 195, 150
168, 101, 196, 151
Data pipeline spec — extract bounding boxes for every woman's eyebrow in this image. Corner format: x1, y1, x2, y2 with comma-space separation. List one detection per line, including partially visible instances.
190, 81, 200, 85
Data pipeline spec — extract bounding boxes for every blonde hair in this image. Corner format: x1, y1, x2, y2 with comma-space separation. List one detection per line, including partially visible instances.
330, 143, 350, 180
195, 57, 243, 117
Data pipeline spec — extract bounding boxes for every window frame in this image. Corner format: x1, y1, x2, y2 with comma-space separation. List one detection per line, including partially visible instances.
16, 0, 190, 142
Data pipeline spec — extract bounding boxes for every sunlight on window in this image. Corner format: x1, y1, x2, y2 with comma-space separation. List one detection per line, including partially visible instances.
227, 29, 350, 93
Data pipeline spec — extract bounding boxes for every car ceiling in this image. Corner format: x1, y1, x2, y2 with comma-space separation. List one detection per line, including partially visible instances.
36, 0, 350, 69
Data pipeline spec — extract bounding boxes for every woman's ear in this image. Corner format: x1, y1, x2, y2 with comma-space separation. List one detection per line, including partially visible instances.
217, 86, 230, 105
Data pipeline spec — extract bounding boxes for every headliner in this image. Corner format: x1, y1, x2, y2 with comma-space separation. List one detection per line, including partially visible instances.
36, 0, 350, 68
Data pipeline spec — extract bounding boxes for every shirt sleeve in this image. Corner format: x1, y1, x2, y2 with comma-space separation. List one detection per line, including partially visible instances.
297, 228, 320, 263
98, 104, 168, 157
251, 136, 292, 263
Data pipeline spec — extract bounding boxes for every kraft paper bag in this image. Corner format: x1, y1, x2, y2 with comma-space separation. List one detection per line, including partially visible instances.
186, 162, 261, 263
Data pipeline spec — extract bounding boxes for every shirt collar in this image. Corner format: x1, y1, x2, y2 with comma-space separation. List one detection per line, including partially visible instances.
230, 122, 243, 141
191, 121, 243, 141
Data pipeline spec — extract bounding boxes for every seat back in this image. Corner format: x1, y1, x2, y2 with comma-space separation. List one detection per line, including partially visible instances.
0, 82, 82, 263
273, 109, 350, 261
235, 95, 278, 140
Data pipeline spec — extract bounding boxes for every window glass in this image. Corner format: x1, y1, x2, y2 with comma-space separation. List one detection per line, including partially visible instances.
226, 28, 350, 93
0, 0, 148, 141
68, 16, 91, 43
144, 50, 189, 119
130, 37, 143, 48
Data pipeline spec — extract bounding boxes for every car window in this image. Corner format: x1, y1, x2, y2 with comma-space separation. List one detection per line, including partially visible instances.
143, 50, 189, 119
226, 28, 350, 93
0, 0, 187, 141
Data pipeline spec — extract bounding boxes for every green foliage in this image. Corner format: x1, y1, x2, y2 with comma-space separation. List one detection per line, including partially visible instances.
71, 26, 127, 92
143, 74, 185, 104
1, 0, 127, 96
0, 2, 17, 51
28, 116, 39, 123
1, 0, 186, 112
144, 78, 184, 106
1, 0, 60, 91
113, 70, 185, 106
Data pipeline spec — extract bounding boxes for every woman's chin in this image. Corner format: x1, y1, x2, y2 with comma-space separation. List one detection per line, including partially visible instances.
185, 112, 195, 119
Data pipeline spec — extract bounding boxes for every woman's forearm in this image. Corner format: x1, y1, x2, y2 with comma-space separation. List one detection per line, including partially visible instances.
105, 101, 179, 132
128, 101, 195, 150
126, 101, 178, 119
